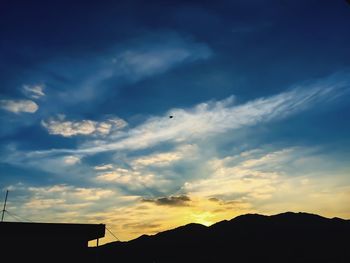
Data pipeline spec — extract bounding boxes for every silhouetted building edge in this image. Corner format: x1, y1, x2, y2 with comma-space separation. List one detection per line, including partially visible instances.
0, 221, 105, 262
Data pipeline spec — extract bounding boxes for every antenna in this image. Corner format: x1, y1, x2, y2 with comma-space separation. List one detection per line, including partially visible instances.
1, 190, 9, 222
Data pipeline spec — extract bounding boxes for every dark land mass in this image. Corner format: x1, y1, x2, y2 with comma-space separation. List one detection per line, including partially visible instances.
92, 212, 350, 263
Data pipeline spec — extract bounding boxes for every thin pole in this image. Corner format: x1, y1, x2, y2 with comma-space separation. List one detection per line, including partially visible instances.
1, 190, 9, 222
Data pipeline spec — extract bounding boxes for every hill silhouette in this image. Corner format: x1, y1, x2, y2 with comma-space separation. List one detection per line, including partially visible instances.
93, 212, 350, 263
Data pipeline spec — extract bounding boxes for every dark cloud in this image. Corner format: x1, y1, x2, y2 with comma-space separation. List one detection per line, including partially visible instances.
142, 195, 191, 207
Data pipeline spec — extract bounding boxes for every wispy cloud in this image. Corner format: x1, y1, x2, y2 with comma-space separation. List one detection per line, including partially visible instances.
3, 74, 348, 200
94, 164, 114, 171
5, 145, 350, 242
22, 84, 45, 99
42, 115, 127, 137
63, 155, 81, 165
21, 73, 346, 160
111, 33, 212, 81
132, 152, 182, 167
182, 149, 290, 201
96, 168, 157, 190
0, 99, 38, 113
3, 183, 120, 223
131, 144, 197, 168
180, 146, 350, 212
72, 81, 343, 155
67, 32, 212, 103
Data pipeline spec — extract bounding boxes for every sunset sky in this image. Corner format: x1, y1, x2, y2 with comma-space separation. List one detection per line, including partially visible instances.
1, 0, 350, 245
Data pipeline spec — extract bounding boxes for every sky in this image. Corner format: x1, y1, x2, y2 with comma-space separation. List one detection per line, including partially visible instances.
1, 0, 350, 245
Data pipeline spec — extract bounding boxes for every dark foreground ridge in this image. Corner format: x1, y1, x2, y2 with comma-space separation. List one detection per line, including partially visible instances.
93, 212, 350, 263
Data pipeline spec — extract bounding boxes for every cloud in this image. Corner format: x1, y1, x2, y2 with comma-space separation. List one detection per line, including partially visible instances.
142, 195, 191, 207
68, 80, 343, 155
94, 164, 114, 171
3, 74, 348, 202
63, 155, 81, 165
179, 146, 350, 212
179, 148, 307, 202
108, 118, 128, 129
5, 143, 350, 243
42, 115, 127, 137
22, 84, 45, 99
111, 33, 212, 81
21, 185, 115, 217
132, 152, 182, 167
96, 168, 156, 189
22, 73, 347, 160
0, 99, 38, 113
89, 144, 199, 194
42, 119, 95, 137
66, 32, 212, 103
3, 183, 119, 223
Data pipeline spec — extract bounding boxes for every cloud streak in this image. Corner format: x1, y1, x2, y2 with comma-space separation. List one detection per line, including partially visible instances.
73, 80, 343, 155
42, 115, 127, 137
95, 168, 157, 190
67, 32, 212, 103
0, 99, 38, 113
22, 84, 45, 99
111, 33, 212, 81
63, 155, 81, 165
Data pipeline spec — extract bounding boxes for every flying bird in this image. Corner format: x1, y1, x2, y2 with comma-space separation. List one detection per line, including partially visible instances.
169, 115, 173, 119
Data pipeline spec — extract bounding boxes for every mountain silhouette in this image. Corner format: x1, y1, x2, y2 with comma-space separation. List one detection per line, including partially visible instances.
93, 212, 350, 263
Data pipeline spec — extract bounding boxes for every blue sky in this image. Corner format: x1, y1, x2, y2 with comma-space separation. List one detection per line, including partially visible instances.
1, 0, 350, 243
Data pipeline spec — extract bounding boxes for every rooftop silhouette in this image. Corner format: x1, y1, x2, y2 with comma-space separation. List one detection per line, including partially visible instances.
0, 221, 105, 263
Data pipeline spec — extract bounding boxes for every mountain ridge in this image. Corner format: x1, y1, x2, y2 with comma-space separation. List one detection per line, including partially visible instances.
94, 211, 350, 263
103, 211, 348, 245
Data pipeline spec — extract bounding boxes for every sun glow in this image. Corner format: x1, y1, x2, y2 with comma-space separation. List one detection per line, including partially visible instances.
190, 211, 214, 226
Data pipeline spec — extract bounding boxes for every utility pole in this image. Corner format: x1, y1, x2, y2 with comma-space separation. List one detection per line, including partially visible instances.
1, 190, 9, 222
